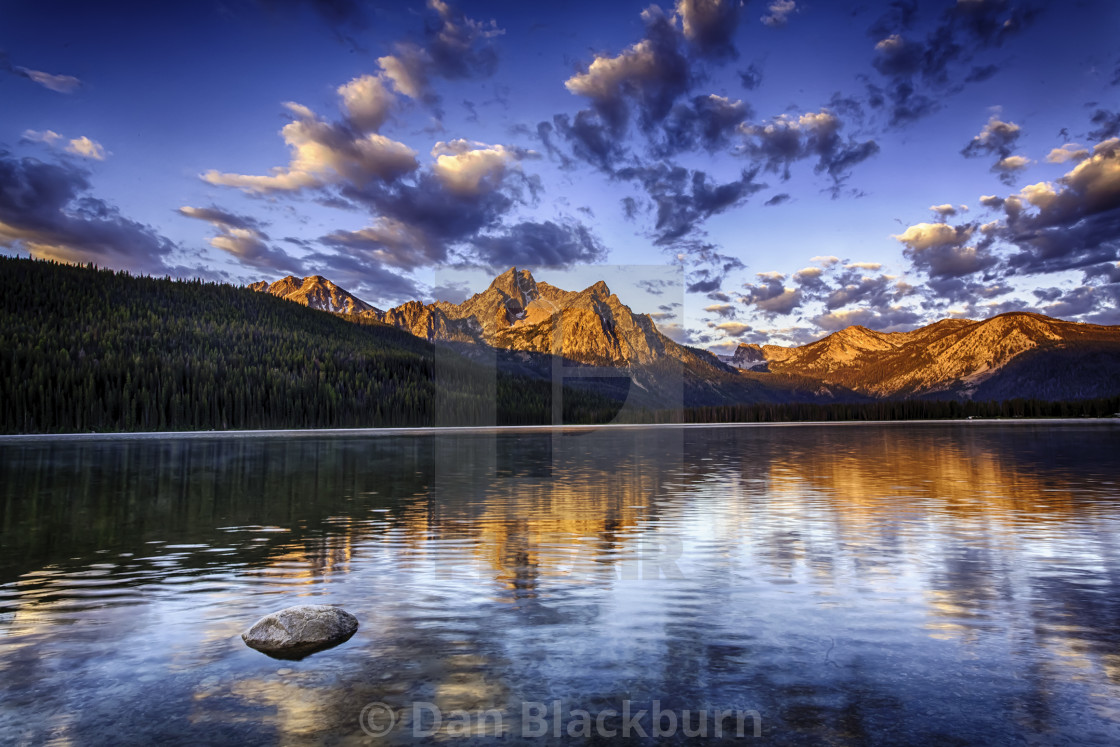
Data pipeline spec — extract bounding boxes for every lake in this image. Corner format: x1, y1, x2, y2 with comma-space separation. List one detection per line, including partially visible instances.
2, 423, 1120, 744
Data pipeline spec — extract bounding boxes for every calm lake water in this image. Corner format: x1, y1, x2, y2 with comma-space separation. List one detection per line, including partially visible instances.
2, 423, 1120, 745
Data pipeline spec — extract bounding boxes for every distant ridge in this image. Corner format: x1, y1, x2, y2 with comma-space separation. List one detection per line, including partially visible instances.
249, 267, 1120, 403
729, 312, 1120, 401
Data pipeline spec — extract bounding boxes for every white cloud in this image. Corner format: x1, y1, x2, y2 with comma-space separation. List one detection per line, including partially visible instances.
22, 130, 107, 160
338, 75, 394, 132
203, 102, 418, 193
761, 0, 797, 27
994, 154, 1031, 172
1046, 143, 1090, 164
431, 140, 532, 196
713, 321, 751, 336
892, 222, 971, 250
16, 67, 81, 93
65, 136, 106, 160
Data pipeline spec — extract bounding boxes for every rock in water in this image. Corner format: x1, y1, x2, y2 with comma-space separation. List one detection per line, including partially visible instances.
241, 605, 359, 659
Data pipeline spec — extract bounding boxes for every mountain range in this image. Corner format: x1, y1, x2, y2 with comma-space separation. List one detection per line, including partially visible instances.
252, 269, 1120, 404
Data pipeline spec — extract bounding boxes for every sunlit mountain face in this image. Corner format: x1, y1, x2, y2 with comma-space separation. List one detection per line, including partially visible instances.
2, 0, 1119, 352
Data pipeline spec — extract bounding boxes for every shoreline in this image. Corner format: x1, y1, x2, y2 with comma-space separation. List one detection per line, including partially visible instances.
1, 417, 1117, 442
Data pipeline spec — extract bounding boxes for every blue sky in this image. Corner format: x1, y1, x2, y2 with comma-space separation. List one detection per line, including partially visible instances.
2, 0, 1119, 351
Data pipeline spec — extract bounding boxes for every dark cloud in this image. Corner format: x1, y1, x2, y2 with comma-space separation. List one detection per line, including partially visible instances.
614, 164, 764, 244
0, 153, 175, 274
564, 5, 691, 134
811, 305, 922, 331
739, 62, 764, 90
1039, 285, 1102, 318
764, 193, 790, 206
867, 0, 1036, 126
1000, 139, 1120, 274
325, 172, 513, 270
964, 64, 1000, 83
741, 109, 880, 191
658, 94, 752, 155
961, 115, 1028, 184
621, 196, 642, 219
471, 220, 607, 268
257, 0, 367, 30
178, 205, 299, 273
1084, 262, 1120, 284
534, 120, 576, 169
893, 221, 999, 278
376, 0, 503, 113
822, 267, 913, 310
867, 0, 919, 39
549, 111, 626, 172
177, 206, 266, 233
1088, 108, 1120, 141
741, 273, 803, 315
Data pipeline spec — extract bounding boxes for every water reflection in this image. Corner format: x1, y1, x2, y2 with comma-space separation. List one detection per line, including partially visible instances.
1, 423, 1119, 744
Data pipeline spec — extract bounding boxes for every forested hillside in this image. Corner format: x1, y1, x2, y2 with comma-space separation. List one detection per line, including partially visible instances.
0, 257, 621, 433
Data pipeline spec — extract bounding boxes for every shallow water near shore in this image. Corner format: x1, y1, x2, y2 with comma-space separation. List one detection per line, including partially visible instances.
2, 422, 1120, 744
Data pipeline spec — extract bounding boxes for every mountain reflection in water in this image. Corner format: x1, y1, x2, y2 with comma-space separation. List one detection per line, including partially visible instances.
1, 423, 1119, 744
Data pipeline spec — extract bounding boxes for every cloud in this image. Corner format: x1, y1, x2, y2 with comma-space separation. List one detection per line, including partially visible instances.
1047, 144, 1090, 164
739, 62, 763, 90
993, 154, 1031, 177
0, 153, 175, 274
998, 137, 1120, 273
764, 192, 790, 206
812, 305, 922, 331
893, 221, 997, 278
929, 203, 968, 218
471, 220, 608, 268
741, 272, 803, 315
761, 0, 798, 28
564, 5, 691, 134
179, 205, 298, 272
961, 115, 1029, 183
22, 130, 107, 160
740, 108, 879, 190
712, 321, 751, 336
615, 164, 764, 244
547, 111, 626, 172
659, 94, 752, 155
337, 75, 394, 133
703, 302, 737, 318
65, 136, 107, 160
823, 268, 913, 310
676, 0, 742, 58
13, 67, 81, 93
430, 139, 536, 196
376, 0, 503, 110
1088, 108, 1120, 141
866, 1, 1036, 126
257, 0, 369, 31
203, 102, 418, 193
1039, 285, 1102, 318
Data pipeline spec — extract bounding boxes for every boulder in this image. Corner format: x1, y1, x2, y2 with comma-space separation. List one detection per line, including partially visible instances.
242, 604, 358, 659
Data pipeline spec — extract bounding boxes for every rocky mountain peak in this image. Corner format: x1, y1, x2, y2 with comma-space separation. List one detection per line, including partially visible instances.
249, 274, 376, 314
488, 267, 538, 304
